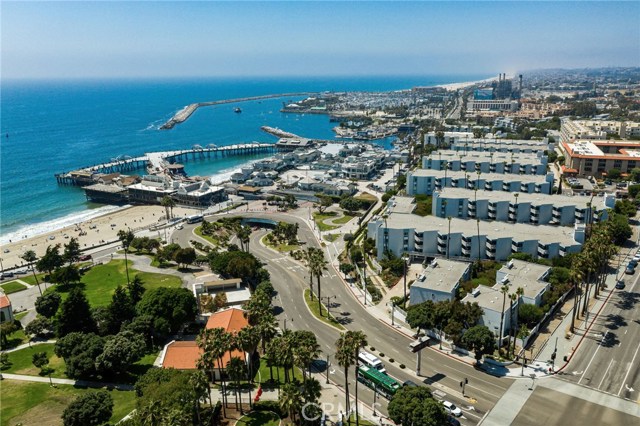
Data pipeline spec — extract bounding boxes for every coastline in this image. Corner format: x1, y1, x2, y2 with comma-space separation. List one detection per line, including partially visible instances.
436, 75, 500, 91
0, 204, 201, 271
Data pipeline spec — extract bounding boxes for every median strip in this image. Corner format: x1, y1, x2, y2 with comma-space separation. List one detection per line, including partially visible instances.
303, 289, 345, 331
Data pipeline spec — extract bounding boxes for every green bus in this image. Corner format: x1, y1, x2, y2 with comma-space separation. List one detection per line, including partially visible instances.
357, 365, 401, 399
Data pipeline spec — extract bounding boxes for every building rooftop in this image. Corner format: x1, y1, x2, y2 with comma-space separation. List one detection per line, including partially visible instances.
497, 259, 551, 300
433, 187, 606, 209
205, 307, 249, 333
383, 211, 578, 246
83, 183, 128, 194
413, 259, 470, 294
409, 168, 551, 184
428, 150, 544, 164
462, 286, 508, 314
0, 292, 11, 309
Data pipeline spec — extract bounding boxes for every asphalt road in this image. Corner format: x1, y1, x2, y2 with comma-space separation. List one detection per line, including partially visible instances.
174, 212, 513, 425
558, 268, 640, 402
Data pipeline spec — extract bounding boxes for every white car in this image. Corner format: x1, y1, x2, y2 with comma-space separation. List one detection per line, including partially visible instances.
443, 401, 462, 417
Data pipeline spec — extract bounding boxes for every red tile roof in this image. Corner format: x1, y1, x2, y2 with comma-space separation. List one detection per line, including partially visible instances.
162, 308, 249, 370
0, 293, 11, 310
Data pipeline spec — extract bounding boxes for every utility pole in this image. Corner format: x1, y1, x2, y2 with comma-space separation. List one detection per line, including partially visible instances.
416, 350, 422, 376
326, 354, 331, 384
324, 295, 336, 320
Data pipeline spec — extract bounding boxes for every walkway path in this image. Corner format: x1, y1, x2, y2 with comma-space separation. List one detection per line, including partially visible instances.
1, 373, 134, 390
2, 339, 56, 353
113, 253, 197, 289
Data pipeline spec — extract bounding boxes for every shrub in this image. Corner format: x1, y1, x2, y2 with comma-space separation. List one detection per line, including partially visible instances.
253, 400, 285, 417
379, 353, 385, 357
370, 347, 375, 351
389, 358, 395, 363
399, 364, 406, 369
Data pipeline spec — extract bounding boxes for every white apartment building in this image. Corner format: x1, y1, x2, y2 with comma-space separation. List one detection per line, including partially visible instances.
409, 260, 471, 306
431, 188, 612, 226
421, 150, 548, 175
496, 260, 551, 307
406, 169, 555, 196
561, 119, 640, 143
448, 139, 552, 155
462, 285, 516, 342
367, 201, 583, 262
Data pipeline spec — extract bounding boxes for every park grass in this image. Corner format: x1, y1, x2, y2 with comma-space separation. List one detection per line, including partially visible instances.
14, 311, 29, 321
20, 272, 47, 286
303, 289, 345, 331
313, 212, 339, 232
0, 380, 135, 426
254, 356, 303, 385
324, 234, 339, 243
1, 344, 66, 379
1, 329, 28, 351
261, 235, 299, 253
47, 259, 181, 307
194, 226, 224, 247
332, 214, 355, 225
0, 281, 28, 294
236, 411, 280, 426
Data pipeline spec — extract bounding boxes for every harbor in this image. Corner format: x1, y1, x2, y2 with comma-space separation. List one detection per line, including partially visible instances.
159, 92, 316, 129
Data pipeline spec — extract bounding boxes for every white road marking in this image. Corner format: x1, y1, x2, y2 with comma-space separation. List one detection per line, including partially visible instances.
618, 337, 640, 396
598, 358, 614, 390
579, 331, 608, 385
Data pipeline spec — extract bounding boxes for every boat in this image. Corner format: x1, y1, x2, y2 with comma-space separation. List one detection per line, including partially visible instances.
234, 107, 242, 113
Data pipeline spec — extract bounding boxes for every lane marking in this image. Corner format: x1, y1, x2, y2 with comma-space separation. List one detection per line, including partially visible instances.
579, 331, 608, 385
618, 337, 640, 396
598, 358, 614, 390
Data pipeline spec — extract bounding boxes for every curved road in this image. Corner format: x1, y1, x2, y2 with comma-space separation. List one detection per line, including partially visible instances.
174, 212, 513, 424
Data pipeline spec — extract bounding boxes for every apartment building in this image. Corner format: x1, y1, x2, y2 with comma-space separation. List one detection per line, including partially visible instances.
367, 204, 582, 262
421, 150, 548, 175
409, 259, 471, 306
431, 188, 612, 226
559, 139, 640, 177
496, 260, 551, 307
448, 139, 552, 156
406, 169, 555, 196
462, 285, 516, 342
561, 119, 640, 142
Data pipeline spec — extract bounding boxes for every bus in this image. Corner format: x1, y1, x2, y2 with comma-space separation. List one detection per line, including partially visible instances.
186, 214, 203, 224
358, 350, 386, 373
357, 365, 401, 399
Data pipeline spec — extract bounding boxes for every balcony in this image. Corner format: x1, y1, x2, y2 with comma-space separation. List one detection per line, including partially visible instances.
414, 233, 423, 241
538, 248, 549, 257
462, 246, 471, 256
489, 165, 497, 173
437, 234, 447, 243
415, 240, 423, 249
559, 248, 567, 257
488, 212, 497, 220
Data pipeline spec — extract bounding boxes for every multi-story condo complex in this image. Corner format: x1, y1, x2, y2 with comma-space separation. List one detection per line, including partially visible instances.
561, 119, 640, 142
431, 188, 613, 226
421, 150, 548, 175
448, 139, 552, 156
367, 197, 583, 262
406, 169, 555, 196
559, 139, 640, 177
409, 259, 471, 306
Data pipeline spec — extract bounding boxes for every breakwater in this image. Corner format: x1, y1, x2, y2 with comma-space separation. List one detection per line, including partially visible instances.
160, 92, 317, 130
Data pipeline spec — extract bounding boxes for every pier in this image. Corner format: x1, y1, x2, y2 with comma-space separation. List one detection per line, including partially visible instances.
55, 143, 276, 185
159, 92, 317, 130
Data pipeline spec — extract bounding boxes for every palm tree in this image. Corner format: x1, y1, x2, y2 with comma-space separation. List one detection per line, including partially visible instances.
279, 382, 303, 423
446, 216, 452, 259
569, 254, 586, 332
303, 247, 317, 301
227, 356, 246, 413
160, 195, 175, 220
476, 218, 481, 261
311, 249, 329, 316
207, 327, 232, 410
512, 287, 524, 356
498, 284, 510, 350
189, 369, 210, 426
349, 331, 368, 426
335, 333, 354, 417
21, 250, 42, 296
117, 229, 134, 285
197, 328, 224, 417
139, 399, 164, 426
236, 225, 251, 252
292, 330, 321, 383
302, 377, 322, 408
280, 331, 295, 384
508, 292, 518, 357
237, 325, 260, 408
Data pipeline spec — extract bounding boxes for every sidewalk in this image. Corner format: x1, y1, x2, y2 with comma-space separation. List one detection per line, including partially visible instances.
1, 373, 133, 390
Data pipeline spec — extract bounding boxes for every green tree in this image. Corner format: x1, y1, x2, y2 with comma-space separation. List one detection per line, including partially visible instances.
339, 197, 362, 214
25, 316, 53, 339
62, 391, 113, 426
36, 244, 64, 278
55, 332, 104, 379
310, 248, 328, 315
279, 382, 303, 423
35, 292, 62, 318
136, 287, 197, 335
21, 250, 42, 296
388, 385, 448, 426
406, 300, 436, 334
462, 325, 496, 363
96, 330, 146, 376
117, 229, 135, 284
614, 199, 636, 217
226, 356, 246, 413
32, 351, 53, 385
107, 285, 135, 334
174, 247, 197, 269
518, 303, 544, 327
236, 225, 252, 252
607, 213, 632, 245
315, 195, 334, 214
339, 262, 355, 278
50, 265, 81, 286
127, 275, 146, 305
607, 168, 622, 180
56, 287, 96, 337
0, 321, 19, 347
63, 238, 82, 266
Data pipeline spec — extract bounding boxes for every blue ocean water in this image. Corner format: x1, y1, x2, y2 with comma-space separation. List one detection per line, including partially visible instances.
0, 75, 489, 239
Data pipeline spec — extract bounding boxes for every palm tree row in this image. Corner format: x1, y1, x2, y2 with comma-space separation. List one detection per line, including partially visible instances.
569, 220, 617, 333
303, 247, 328, 316
335, 330, 368, 426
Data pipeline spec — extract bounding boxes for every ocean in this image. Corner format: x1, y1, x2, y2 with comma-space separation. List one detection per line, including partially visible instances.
0, 75, 489, 241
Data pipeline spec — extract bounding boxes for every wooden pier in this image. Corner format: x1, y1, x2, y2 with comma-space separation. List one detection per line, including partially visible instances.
55, 143, 276, 185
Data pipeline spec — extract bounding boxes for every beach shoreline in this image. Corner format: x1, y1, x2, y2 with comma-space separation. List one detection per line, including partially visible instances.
436, 75, 501, 91
0, 204, 201, 272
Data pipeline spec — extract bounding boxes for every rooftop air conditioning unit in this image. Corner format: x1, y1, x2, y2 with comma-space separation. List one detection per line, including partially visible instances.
501, 276, 510, 284
507, 260, 514, 269
471, 288, 481, 297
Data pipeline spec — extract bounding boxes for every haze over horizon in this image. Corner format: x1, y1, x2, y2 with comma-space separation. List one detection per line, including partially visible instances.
2, 1, 639, 80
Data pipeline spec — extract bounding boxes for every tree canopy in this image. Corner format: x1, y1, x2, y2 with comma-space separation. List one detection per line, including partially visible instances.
388, 385, 448, 426
462, 325, 496, 362
136, 287, 197, 335
35, 292, 62, 318
56, 287, 96, 337
62, 390, 113, 426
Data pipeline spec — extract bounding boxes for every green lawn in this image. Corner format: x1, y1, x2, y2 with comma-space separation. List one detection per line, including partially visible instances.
332, 214, 355, 225
20, 272, 47, 286
261, 235, 299, 253
1, 344, 66, 378
323, 234, 339, 242
0, 380, 135, 426
1, 329, 28, 351
313, 212, 339, 232
14, 311, 29, 321
303, 289, 345, 331
236, 411, 280, 426
47, 260, 181, 307
254, 355, 303, 385
0, 281, 28, 294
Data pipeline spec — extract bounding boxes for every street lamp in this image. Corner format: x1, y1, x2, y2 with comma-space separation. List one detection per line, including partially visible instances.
372, 383, 378, 417
402, 252, 409, 308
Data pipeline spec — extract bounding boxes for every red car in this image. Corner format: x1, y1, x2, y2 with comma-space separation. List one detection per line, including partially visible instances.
79, 254, 92, 261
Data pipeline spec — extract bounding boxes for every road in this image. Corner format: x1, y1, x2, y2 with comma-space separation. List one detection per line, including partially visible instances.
557, 267, 640, 402
174, 212, 513, 425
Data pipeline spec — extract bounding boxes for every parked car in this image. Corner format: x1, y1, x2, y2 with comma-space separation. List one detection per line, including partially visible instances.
615, 279, 626, 290
79, 254, 92, 261
448, 416, 462, 426
443, 401, 462, 417
625, 265, 635, 275
629, 259, 638, 268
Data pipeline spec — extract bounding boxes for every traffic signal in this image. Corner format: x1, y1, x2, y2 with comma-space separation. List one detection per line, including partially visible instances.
465, 378, 468, 384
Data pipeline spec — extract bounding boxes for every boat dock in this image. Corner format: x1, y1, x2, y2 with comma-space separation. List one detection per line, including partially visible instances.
159, 92, 316, 130
55, 143, 276, 185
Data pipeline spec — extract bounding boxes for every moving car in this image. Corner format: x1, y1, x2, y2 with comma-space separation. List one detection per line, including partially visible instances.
615, 279, 626, 290
79, 254, 92, 261
625, 264, 635, 275
443, 400, 462, 417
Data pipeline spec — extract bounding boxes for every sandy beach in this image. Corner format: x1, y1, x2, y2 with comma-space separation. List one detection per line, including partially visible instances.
1, 205, 201, 271
437, 75, 501, 91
